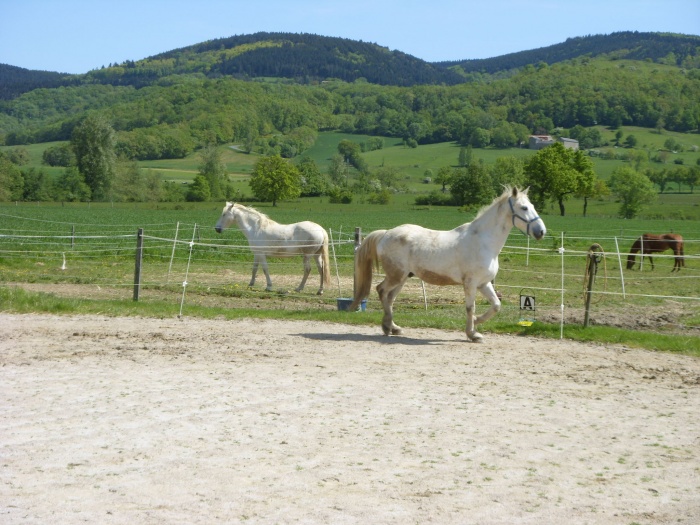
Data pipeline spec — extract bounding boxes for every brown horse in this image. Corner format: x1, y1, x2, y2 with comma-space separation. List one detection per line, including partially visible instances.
626, 233, 685, 271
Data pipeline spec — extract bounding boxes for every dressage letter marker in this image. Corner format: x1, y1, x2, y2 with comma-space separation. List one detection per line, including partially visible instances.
520, 295, 535, 311
518, 289, 536, 327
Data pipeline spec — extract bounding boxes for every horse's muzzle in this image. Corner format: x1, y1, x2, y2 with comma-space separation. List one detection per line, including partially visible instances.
215, 227, 222, 234
532, 223, 546, 240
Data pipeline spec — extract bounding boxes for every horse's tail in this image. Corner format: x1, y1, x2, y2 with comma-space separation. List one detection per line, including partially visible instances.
626, 238, 640, 269
349, 230, 386, 310
679, 238, 685, 267
321, 230, 332, 287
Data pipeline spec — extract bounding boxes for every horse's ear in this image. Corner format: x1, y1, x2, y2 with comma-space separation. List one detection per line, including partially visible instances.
511, 187, 518, 198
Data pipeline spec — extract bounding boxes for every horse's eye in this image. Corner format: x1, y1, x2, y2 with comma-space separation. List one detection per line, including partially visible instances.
521, 206, 528, 211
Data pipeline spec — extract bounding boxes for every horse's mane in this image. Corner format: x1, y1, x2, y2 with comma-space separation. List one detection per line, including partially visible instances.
475, 185, 522, 219
233, 203, 275, 229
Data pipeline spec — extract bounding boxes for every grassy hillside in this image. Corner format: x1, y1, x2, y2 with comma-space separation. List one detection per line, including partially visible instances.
5, 126, 699, 219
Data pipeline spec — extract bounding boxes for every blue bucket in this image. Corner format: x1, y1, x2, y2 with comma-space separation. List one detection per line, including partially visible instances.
337, 298, 366, 312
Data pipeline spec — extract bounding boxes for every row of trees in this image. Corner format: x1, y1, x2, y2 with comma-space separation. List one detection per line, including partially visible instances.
0, 115, 236, 203
415, 142, 699, 219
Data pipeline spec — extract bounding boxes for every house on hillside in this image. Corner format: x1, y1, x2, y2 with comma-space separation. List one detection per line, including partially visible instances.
529, 135, 555, 149
528, 135, 579, 151
558, 137, 579, 150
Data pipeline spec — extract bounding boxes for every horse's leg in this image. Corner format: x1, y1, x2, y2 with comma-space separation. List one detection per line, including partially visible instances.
673, 248, 682, 272
463, 281, 481, 342
295, 255, 312, 292
259, 255, 273, 291
312, 254, 325, 295
249, 254, 260, 287
474, 281, 502, 327
376, 274, 406, 336
649, 255, 654, 271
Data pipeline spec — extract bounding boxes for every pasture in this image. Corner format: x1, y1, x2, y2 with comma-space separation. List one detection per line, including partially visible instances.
1, 198, 699, 352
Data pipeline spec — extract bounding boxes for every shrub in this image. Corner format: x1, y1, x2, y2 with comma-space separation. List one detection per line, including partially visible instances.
414, 191, 454, 206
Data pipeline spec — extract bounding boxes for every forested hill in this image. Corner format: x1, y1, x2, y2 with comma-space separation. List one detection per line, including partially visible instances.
0, 64, 75, 100
437, 31, 700, 74
1, 31, 699, 101
84, 32, 465, 88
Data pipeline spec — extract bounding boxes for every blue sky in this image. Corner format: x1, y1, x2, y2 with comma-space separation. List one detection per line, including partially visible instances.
1, 0, 698, 74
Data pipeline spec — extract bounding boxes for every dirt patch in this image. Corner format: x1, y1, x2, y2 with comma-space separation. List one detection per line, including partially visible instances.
2, 313, 699, 524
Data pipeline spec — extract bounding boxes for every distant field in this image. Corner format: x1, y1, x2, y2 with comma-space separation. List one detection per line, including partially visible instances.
3, 126, 698, 219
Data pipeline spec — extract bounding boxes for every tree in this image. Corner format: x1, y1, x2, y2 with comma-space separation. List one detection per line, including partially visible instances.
626, 149, 649, 171
575, 173, 609, 218
646, 167, 669, 193
113, 158, 146, 202
608, 166, 656, 219
614, 130, 624, 145
523, 142, 581, 216
54, 166, 91, 202
458, 146, 473, 167
297, 156, 328, 196
685, 166, 700, 193
624, 134, 638, 148
249, 154, 301, 206
327, 154, 347, 186
21, 168, 52, 201
470, 128, 491, 148
186, 175, 211, 202
668, 166, 687, 192
571, 150, 600, 217
375, 166, 401, 190
6, 147, 30, 165
491, 122, 517, 148
489, 156, 525, 195
198, 144, 227, 200
71, 114, 116, 201
337, 139, 368, 173
434, 166, 453, 193
42, 143, 75, 167
450, 161, 494, 208
0, 154, 24, 201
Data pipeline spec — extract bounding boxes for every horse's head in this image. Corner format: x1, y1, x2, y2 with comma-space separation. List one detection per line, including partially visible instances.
215, 202, 236, 233
508, 187, 546, 240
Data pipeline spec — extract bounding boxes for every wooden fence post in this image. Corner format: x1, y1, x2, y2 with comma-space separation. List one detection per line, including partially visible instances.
584, 243, 603, 328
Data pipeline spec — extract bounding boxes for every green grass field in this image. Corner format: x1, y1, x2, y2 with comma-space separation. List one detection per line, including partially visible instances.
1, 193, 699, 353
3, 128, 700, 353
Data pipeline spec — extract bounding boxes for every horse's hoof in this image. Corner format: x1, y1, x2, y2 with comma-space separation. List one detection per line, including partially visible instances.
391, 327, 403, 335
468, 331, 484, 343
316, 290, 324, 296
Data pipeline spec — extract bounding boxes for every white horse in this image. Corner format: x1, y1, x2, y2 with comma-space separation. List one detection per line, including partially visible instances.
349, 187, 546, 342
215, 202, 331, 295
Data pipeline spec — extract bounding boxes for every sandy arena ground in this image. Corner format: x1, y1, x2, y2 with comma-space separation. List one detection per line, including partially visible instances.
1, 313, 699, 524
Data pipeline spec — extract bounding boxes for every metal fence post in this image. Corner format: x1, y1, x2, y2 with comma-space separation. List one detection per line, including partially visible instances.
133, 228, 144, 302
354, 227, 362, 296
